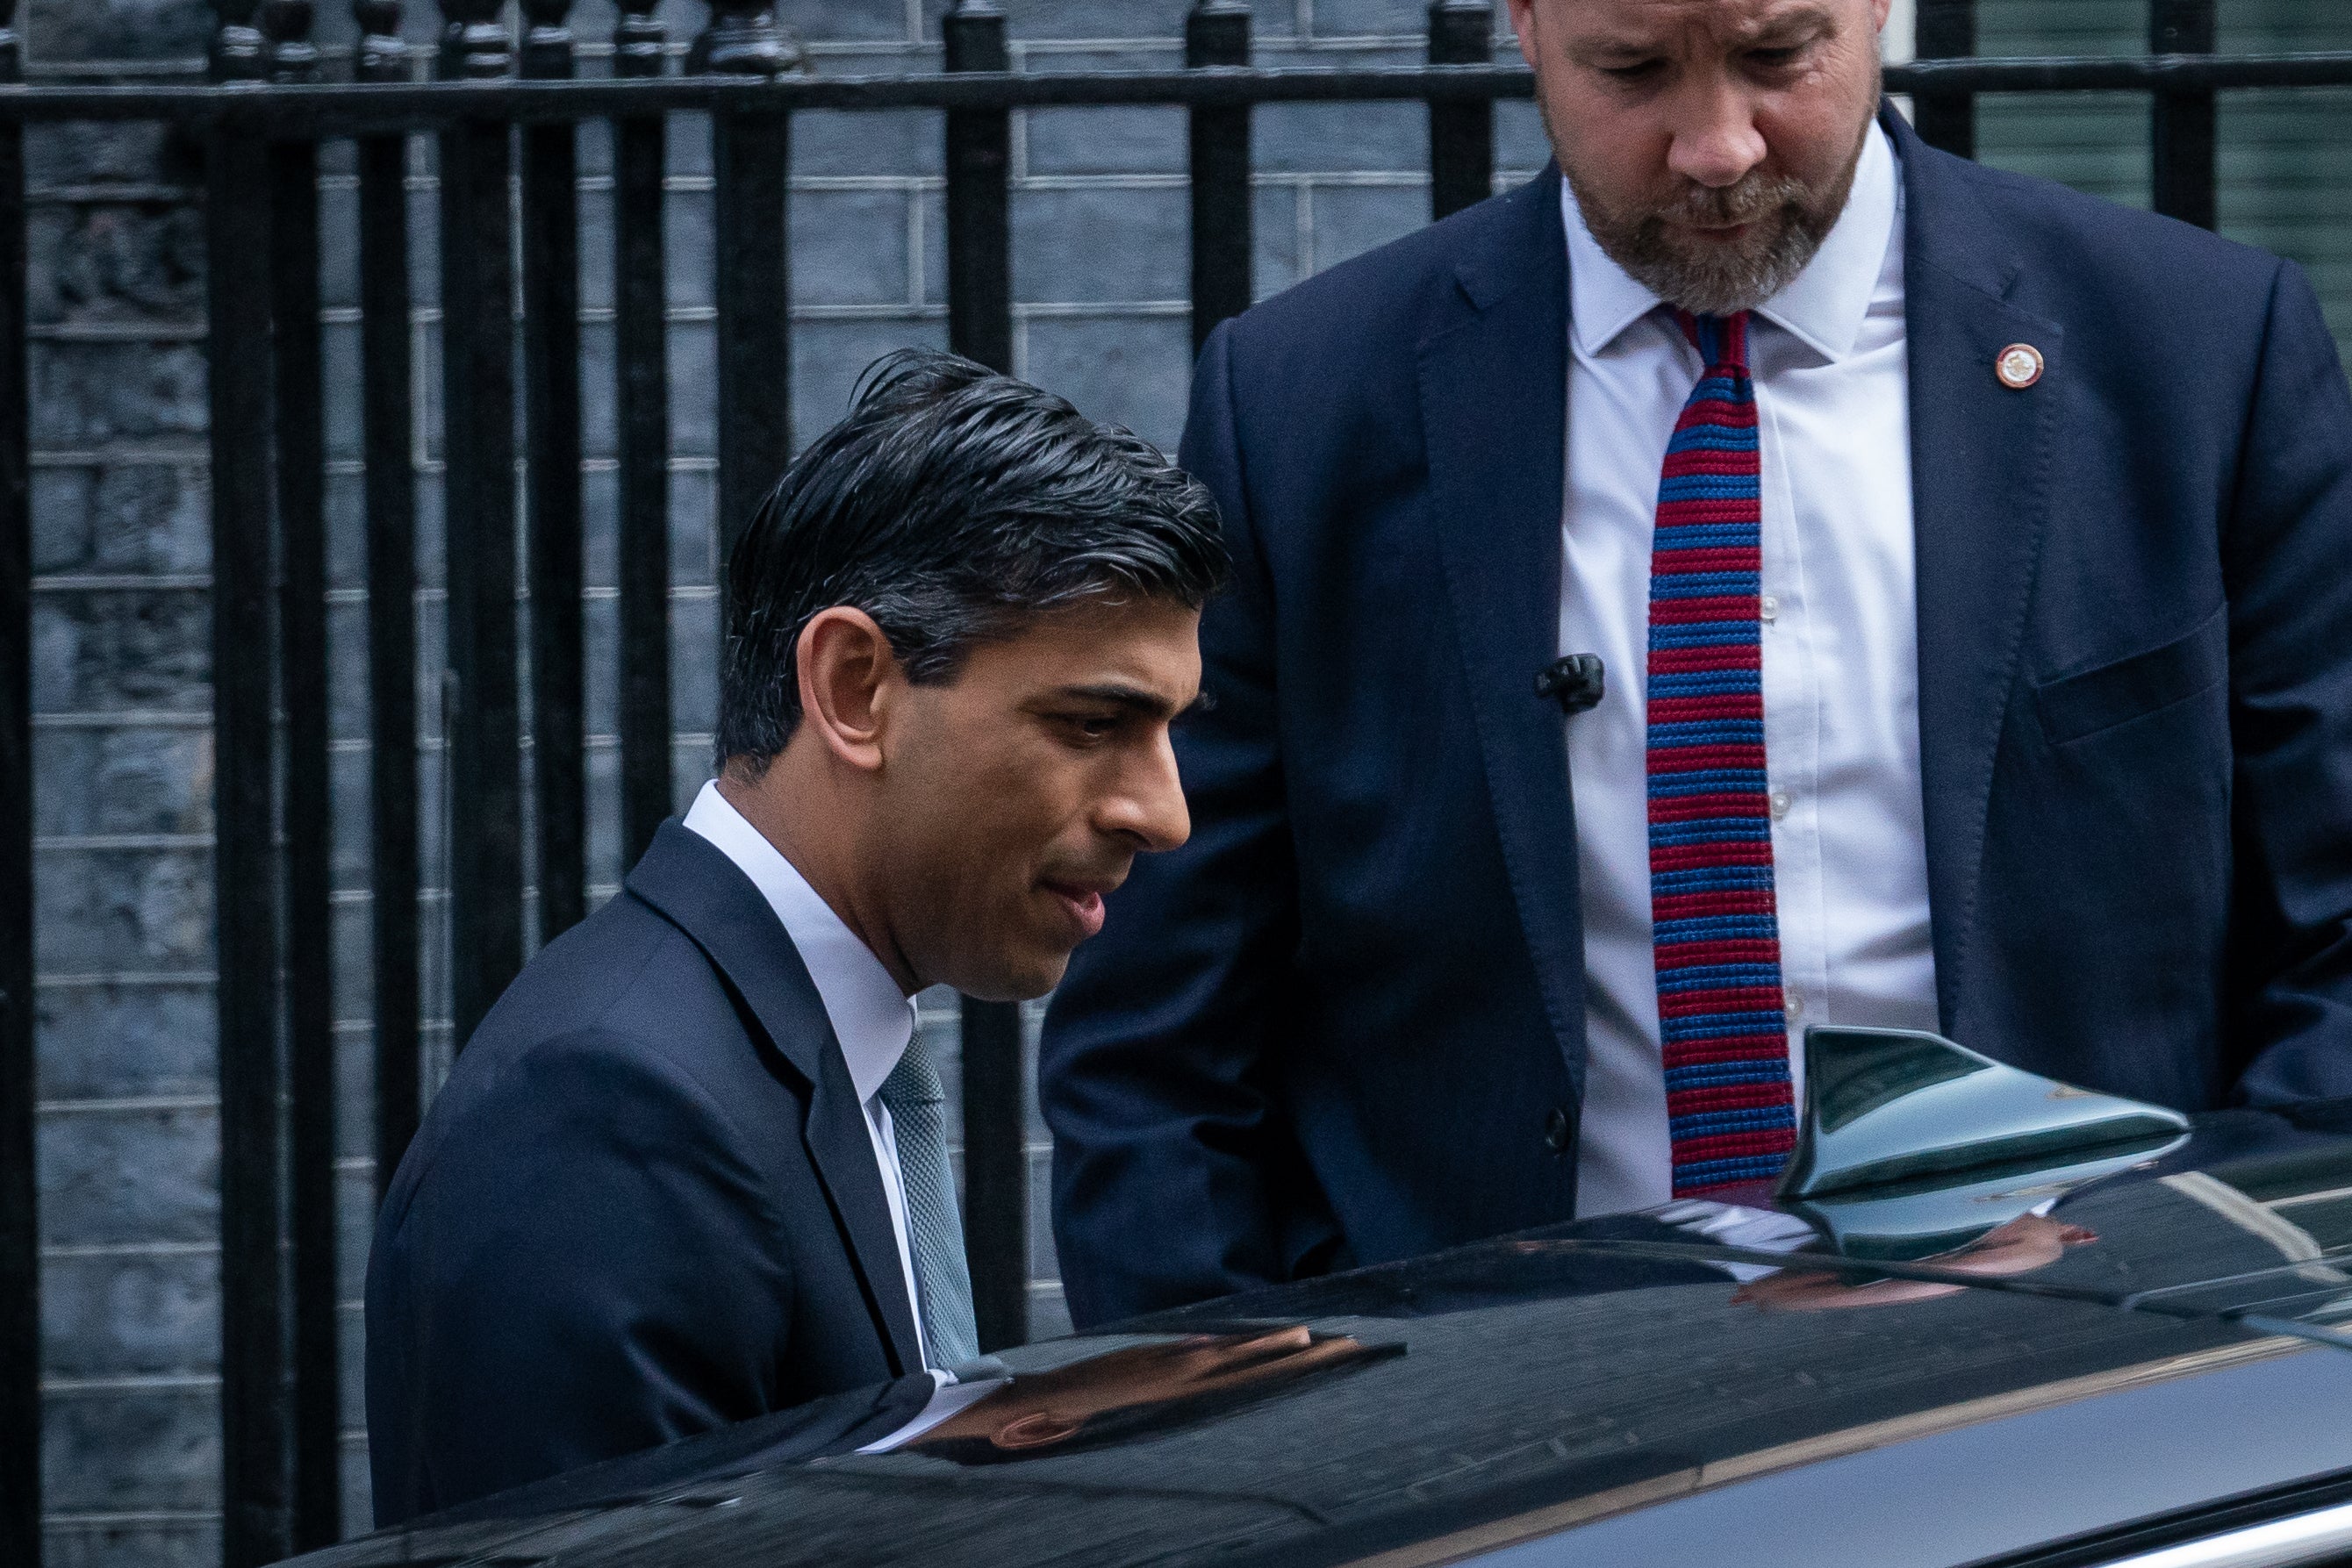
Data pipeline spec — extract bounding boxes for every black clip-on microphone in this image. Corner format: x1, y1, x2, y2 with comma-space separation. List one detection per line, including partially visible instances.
1536, 654, 1605, 715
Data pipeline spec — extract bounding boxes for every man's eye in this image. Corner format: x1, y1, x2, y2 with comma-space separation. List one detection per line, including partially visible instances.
1058, 713, 1122, 741
1746, 45, 1806, 68
1601, 59, 1664, 82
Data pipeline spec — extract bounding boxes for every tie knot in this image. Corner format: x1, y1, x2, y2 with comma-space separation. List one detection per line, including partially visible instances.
878, 1035, 943, 1113
1672, 308, 1751, 374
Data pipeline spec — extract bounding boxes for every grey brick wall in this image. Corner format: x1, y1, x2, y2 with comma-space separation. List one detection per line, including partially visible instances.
24, 2, 2352, 1564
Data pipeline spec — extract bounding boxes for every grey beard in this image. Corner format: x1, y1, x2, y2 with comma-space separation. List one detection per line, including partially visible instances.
1567, 160, 1855, 318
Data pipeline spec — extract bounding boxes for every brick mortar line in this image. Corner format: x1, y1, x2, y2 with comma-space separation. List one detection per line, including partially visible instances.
33, 834, 212, 850
62, 288, 1272, 333
31, 243, 1542, 347
41, 1373, 220, 1396
35, 1093, 217, 1115
30, 32, 1467, 78
30, 574, 210, 591
31, 581, 723, 599
41, 1241, 219, 1260
41, 1511, 222, 1530
34, 970, 216, 988
49, 165, 1486, 201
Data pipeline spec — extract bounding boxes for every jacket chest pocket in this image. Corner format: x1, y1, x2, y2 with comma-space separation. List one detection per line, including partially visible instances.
2033, 605, 2227, 747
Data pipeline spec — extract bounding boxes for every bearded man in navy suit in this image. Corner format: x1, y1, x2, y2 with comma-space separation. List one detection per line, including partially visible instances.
1041, 0, 2352, 1325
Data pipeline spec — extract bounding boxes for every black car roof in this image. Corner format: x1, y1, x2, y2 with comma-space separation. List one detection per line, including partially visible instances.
301, 1101, 2352, 1568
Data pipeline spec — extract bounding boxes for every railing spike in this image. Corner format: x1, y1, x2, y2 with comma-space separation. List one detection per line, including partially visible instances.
212, 0, 271, 81
0, 7, 29, 1565
690, 1, 804, 77
437, 0, 513, 80
522, 0, 575, 79
353, 0, 406, 82
1912, 0, 1976, 159
616, 0, 667, 77
1187, 0, 1253, 350
261, 1, 320, 84
1427, 0, 1494, 218
2149, 0, 2217, 230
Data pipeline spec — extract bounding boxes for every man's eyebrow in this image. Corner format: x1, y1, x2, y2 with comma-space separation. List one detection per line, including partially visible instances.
1576, 2, 1832, 54
1052, 682, 1210, 720
1742, 4, 1838, 43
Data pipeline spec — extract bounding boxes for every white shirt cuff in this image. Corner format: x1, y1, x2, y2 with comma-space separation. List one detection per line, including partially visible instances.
855, 1371, 1012, 1454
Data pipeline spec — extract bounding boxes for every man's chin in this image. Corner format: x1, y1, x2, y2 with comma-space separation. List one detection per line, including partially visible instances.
943, 948, 1072, 1006
1619, 219, 1817, 317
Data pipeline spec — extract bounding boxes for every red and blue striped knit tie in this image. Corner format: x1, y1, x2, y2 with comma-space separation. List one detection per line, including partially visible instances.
1646, 309, 1796, 1199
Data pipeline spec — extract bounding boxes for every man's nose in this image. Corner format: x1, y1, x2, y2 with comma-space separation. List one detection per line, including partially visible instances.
1106, 732, 1191, 854
1666, 75, 1768, 189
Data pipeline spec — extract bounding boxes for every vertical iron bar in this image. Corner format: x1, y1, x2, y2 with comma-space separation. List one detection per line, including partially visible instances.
1426, 0, 1493, 220
1913, 0, 1976, 160
613, 1, 673, 864
355, 1, 421, 1192
522, 0, 586, 939
2150, 0, 2217, 229
261, 0, 340, 1548
209, 7, 290, 1566
438, 4, 523, 1048
943, 0, 1024, 1353
1187, 2, 1252, 354
695, 4, 800, 572
0, 1, 36, 1562
959, 998, 1025, 1352
944, 1, 1012, 375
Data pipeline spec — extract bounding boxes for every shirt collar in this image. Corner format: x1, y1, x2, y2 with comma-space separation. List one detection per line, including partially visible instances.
1562, 118, 1900, 362
681, 779, 914, 1106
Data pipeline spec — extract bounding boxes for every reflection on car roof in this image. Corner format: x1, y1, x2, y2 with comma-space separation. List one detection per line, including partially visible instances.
298, 1098, 2352, 1568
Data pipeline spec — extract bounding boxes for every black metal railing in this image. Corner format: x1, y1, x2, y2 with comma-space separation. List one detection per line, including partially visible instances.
2, 1, 2349, 1564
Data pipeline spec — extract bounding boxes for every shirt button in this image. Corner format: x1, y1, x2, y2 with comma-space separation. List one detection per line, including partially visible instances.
1786, 995, 1805, 1020
1768, 790, 1791, 820
1760, 594, 1779, 623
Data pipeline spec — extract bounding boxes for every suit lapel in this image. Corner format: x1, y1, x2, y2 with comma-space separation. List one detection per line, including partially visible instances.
1889, 110, 2063, 1035
1418, 171, 1590, 1083
625, 822, 925, 1375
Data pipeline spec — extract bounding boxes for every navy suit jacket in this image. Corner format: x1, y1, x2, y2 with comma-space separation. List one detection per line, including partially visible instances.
365, 822, 932, 1523
1040, 107, 2352, 1327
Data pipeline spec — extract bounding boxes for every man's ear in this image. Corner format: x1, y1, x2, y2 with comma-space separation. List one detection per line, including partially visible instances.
794, 606, 900, 774
1505, 0, 1539, 68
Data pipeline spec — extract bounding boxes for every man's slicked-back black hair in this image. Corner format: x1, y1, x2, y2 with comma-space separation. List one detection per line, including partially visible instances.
716, 347, 1229, 771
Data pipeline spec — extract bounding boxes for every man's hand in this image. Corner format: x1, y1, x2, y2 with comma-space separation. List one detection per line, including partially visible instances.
1731, 1214, 2097, 1312
914, 1327, 1369, 1453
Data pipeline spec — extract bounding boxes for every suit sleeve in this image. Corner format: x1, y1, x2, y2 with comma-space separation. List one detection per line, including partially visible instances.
2220, 257, 2352, 1102
368, 1029, 798, 1521
1039, 321, 1337, 1325
412, 1374, 940, 1529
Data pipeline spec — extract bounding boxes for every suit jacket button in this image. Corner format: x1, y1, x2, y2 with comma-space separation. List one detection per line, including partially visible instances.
1543, 1106, 1574, 1154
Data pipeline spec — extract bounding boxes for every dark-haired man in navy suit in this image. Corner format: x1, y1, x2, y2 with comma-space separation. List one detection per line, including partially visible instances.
1042, 0, 2352, 1325
365, 351, 1227, 1521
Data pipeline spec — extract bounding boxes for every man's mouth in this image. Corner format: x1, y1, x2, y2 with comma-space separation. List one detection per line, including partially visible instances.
1040, 879, 1111, 940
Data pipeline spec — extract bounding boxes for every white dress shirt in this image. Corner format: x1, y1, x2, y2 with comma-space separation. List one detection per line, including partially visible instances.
681, 779, 931, 1365
1560, 122, 1944, 1216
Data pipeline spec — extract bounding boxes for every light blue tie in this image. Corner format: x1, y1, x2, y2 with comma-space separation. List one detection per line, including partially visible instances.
878, 1035, 979, 1370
